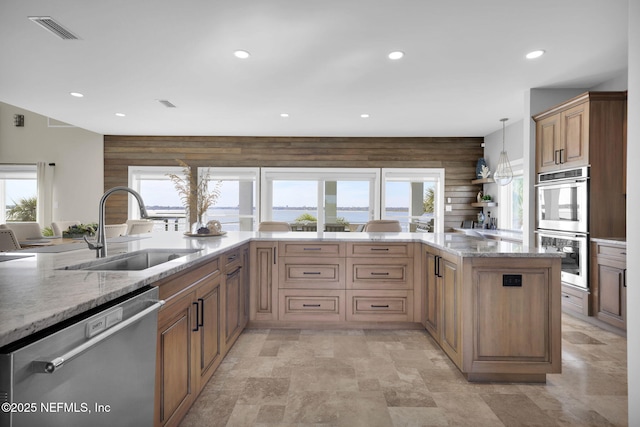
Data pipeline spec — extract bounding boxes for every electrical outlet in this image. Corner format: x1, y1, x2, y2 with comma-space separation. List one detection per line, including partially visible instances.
445, 205, 452, 212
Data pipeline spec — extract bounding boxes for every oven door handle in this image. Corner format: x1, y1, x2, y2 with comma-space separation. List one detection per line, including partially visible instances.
534, 178, 588, 187
32, 300, 165, 374
534, 230, 588, 239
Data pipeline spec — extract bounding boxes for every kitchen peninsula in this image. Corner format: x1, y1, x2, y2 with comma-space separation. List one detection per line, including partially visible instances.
1, 231, 562, 424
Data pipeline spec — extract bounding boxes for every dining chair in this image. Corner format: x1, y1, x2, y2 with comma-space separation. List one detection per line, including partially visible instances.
1, 222, 44, 241
363, 220, 402, 232
51, 220, 81, 237
258, 221, 291, 232
104, 223, 128, 238
0, 228, 21, 251
125, 219, 154, 235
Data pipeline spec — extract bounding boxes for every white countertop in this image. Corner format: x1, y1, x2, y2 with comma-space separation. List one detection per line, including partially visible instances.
0, 231, 556, 348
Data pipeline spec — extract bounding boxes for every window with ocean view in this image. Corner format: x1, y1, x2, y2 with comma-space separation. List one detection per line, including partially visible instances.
129, 166, 443, 233
0, 164, 38, 224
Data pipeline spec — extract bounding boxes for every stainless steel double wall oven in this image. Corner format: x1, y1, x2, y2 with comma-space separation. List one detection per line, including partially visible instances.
536, 166, 589, 289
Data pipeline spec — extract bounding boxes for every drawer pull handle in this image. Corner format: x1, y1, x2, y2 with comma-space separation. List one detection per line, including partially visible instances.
370, 248, 389, 251
371, 304, 390, 308
227, 254, 237, 261
303, 247, 322, 251
303, 272, 322, 275
370, 272, 390, 276
227, 266, 242, 278
303, 304, 321, 308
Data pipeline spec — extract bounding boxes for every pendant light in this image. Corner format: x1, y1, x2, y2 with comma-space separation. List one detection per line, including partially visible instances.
494, 118, 513, 186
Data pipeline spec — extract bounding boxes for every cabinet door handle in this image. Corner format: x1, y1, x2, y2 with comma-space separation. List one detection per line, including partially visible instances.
192, 301, 200, 331
371, 304, 390, 308
435, 255, 441, 278
274, 247, 277, 264
624, 269, 627, 287
198, 298, 204, 327
227, 266, 242, 278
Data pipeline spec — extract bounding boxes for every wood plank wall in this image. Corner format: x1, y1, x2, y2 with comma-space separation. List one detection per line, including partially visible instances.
103, 136, 485, 230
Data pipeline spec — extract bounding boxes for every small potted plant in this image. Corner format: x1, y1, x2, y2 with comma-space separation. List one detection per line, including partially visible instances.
63, 223, 98, 238
481, 194, 493, 202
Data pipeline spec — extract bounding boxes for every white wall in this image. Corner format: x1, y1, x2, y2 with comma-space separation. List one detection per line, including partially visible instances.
627, 0, 639, 424
0, 102, 104, 225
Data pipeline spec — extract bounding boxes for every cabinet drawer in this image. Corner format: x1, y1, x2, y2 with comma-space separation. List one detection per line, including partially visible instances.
347, 258, 413, 289
279, 289, 345, 321
560, 285, 590, 316
279, 242, 345, 257
279, 257, 345, 289
593, 243, 626, 263
223, 249, 241, 267
347, 242, 413, 257
346, 290, 413, 322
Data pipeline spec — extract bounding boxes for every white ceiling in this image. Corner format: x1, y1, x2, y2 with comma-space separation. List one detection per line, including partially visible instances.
0, 0, 629, 137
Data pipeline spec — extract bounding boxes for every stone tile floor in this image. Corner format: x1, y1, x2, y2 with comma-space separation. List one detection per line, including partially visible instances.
180, 314, 628, 426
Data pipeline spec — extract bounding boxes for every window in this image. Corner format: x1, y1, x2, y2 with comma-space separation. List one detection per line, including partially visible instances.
498, 160, 524, 231
129, 166, 259, 232
381, 168, 444, 233
129, 166, 188, 231
261, 168, 380, 231
199, 168, 259, 231
0, 164, 38, 223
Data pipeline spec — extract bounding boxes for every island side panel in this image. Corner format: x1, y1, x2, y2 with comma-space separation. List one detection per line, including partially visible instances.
462, 256, 562, 382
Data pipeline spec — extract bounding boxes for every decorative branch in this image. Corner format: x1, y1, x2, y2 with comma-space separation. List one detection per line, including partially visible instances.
166, 159, 222, 222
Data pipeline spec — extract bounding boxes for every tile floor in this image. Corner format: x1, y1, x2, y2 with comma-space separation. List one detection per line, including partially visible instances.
179, 314, 628, 427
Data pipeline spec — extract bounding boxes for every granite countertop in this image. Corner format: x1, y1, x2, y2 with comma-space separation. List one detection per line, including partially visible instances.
0, 231, 559, 348
452, 228, 523, 242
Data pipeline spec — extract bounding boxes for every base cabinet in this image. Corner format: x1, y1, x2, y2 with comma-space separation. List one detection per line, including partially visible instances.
422, 245, 461, 366
154, 245, 248, 427
250, 241, 278, 321
591, 240, 627, 331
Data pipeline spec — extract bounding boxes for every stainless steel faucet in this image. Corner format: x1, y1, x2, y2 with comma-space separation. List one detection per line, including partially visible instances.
85, 186, 150, 258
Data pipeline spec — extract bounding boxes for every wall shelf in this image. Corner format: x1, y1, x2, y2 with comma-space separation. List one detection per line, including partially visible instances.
471, 202, 497, 208
471, 178, 494, 184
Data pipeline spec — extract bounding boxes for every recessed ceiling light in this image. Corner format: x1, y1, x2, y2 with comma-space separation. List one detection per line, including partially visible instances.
360, 114, 370, 118
70, 92, 84, 98
280, 113, 289, 118
115, 113, 126, 117
388, 51, 404, 60
526, 50, 545, 59
234, 50, 250, 59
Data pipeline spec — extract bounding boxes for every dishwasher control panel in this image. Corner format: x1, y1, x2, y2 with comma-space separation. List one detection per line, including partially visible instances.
85, 307, 123, 338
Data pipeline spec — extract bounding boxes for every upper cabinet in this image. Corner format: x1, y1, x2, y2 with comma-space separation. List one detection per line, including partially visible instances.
533, 92, 626, 174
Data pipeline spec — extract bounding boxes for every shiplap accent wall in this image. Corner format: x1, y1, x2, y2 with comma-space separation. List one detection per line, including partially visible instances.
103, 135, 484, 230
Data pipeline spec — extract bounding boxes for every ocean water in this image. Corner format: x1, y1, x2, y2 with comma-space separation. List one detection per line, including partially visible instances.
147, 207, 428, 232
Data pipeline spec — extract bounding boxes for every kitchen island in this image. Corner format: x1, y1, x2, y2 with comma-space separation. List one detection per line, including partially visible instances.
0, 231, 562, 383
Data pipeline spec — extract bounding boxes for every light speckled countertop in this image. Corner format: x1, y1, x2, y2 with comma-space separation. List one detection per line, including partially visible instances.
0, 231, 559, 348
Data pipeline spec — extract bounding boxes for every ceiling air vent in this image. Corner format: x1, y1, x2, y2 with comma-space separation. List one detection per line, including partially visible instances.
29, 16, 80, 40
158, 100, 177, 108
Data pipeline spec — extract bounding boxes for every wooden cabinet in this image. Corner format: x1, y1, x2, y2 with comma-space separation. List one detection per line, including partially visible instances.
536, 101, 589, 172
154, 245, 249, 427
422, 245, 461, 366
591, 240, 627, 331
249, 241, 278, 321
346, 242, 415, 322
222, 245, 247, 351
154, 259, 221, 427
278, 242, 346, 322
464, 257, 562, 382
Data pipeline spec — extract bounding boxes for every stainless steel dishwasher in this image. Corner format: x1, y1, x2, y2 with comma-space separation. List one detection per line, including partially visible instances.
0, 286, 164, 427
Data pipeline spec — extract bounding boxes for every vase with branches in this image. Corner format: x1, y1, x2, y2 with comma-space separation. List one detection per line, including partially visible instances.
167, 159, 222, 234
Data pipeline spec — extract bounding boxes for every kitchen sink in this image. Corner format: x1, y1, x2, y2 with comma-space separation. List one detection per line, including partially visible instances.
61, 248, 201, 271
